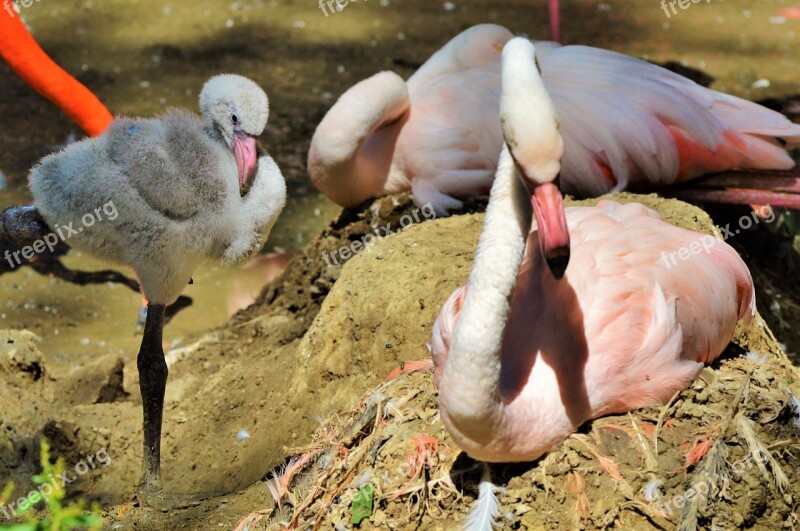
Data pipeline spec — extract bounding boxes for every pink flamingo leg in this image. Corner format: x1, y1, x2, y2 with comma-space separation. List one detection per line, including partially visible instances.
548, 0, 560, 42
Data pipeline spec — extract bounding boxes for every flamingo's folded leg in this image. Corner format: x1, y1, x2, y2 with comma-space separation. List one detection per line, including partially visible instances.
0, 205, 52, 247
662, 188, 800, 210
662, 170, 800, 210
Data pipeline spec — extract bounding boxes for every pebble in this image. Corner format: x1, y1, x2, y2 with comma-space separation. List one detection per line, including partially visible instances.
236, 429, 250, 442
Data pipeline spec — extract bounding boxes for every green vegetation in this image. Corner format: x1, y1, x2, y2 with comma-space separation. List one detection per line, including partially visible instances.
350, 483, 374, 526
0, 439, 101, 531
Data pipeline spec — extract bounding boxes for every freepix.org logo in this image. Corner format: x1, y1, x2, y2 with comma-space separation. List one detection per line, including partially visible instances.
2, 0, 42, 18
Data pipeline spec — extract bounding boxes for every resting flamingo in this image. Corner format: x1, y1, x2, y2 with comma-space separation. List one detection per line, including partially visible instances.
308, 24, 800, 214
431, 38, 755, 523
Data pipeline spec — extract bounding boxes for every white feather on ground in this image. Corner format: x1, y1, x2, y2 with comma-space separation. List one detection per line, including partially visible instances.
466, 463, 500, 531
643, 478, 664, 501
789, 395, 800, 428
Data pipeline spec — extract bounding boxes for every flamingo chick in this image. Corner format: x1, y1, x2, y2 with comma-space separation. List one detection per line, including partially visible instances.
308, 24, 800, 214
431, 39, 755, 464
1, 74, 286, 505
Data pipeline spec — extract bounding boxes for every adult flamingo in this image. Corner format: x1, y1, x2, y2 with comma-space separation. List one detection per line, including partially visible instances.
0, 7, 113, 136
431, 38, 754, 522
308, 24, 800, 214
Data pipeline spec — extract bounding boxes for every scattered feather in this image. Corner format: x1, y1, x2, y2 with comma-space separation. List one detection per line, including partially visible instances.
573, 434, 625, 482
466, 463, 500, 531
381, 358, 434, 383
746, 351, 768, 364
680, 434, 716, 471
232, 509, 270, 531
389, 433, 440, 500
265, 452, 320, 509
355, 470, 374, 489
789, 395, 800, 429
643, 478, 664, 502
735, 414, 788, 492
566, 471, 590, 519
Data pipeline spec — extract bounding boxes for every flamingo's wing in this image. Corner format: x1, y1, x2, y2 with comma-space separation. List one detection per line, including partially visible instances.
520, 201, 754, 414
407, 24, 513, 93
536, 42, 800, 197
431, 286, 467, 389
399, 25, 515, 214
590, 200, 754, 351
403, 66, 504, 215
104, 112, 223, 221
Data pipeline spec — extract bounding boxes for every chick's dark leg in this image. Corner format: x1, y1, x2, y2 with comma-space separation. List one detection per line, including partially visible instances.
135, 303, 213, 511
137, 302, 168, 498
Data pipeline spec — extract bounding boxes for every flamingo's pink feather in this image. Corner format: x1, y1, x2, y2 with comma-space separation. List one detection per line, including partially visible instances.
536, 42, 800, 196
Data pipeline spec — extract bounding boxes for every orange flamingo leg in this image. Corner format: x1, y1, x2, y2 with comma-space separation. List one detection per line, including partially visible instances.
0, 8, 113, 136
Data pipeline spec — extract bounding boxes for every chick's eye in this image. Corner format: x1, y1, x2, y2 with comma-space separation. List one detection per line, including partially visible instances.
231, 114, 239, 124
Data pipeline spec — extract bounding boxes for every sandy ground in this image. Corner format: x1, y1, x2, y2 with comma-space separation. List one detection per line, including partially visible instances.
2, 193, 799, 530
0, 0, 799, 530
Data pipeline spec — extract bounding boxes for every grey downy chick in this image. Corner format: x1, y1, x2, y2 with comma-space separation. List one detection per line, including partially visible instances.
29, 74, 286, 306
23, 73, 286, 506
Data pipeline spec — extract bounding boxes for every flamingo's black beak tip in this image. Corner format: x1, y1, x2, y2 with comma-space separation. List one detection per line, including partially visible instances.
545, 249, 570, 280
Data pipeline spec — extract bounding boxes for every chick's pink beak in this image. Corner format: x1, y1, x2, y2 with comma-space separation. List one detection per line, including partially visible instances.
234, 131, 258, 197
531, 182, 570, 279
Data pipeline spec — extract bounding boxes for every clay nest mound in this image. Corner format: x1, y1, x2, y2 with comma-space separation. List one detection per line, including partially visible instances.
228, 193, 800, 530
3, 193, 798, 530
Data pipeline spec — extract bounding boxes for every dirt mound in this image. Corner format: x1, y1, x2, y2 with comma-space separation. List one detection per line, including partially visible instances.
230, 194, 800, 530
1, 194, 798, 530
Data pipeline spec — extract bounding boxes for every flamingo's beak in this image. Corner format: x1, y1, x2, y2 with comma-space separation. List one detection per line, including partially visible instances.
233, 130, 258, 197
531, 181, 570, 279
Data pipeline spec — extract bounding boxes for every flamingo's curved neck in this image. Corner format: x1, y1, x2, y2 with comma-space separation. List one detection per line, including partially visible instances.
441, 146, 532, 435
308, 72, 410, 207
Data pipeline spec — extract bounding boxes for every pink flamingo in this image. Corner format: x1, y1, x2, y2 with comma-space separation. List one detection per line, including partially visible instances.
308, 24, 800, 214
431, 36, 755, 470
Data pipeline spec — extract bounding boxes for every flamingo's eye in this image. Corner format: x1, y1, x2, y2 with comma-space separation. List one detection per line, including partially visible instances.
231, 114, 239, 124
